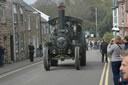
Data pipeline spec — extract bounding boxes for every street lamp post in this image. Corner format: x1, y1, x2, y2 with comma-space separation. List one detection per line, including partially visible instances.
95, 8, 97, 37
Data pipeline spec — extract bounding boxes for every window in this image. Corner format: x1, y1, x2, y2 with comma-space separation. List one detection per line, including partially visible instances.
113, 0, 118, 7
0, 7, 6, 24
43, 25, 46, 34
15, 33, 19, 53
28, 16, 31, 30
36, 17, 39, 29
0, 8, 3, 23
46, 25, 49, 34
127, 13, 128, 24
20, 33, 24, 51
13, 4, 18, 24
114, 9, 117, 23
122, 30, 125, 37
19, 7, 23, 24
126, 0, 128, 12
0, 8, 3, 17
37, 37, 39, 48
42, 24, 44, 34
121, 5, 124, 24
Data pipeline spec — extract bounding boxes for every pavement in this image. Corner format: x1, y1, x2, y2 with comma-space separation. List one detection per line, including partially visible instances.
0, 57, 43, 75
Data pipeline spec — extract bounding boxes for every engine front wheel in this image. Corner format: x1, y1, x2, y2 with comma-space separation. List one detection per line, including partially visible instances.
44, 47, 50, 71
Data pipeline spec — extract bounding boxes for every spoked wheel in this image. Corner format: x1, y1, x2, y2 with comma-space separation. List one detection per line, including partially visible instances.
44, 47, 50, 71
75, 46, 80, 70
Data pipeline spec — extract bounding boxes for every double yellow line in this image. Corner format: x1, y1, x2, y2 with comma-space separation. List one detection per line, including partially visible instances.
99, 58, 110, 85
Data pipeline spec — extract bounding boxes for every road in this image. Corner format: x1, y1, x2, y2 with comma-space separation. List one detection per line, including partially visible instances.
0, 50, 113, 85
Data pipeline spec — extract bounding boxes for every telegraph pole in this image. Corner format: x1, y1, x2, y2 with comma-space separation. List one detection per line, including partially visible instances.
12, 3, 16, 62
95, 8, 97, 37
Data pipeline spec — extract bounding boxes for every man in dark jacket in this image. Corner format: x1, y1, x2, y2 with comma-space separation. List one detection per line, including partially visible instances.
28, 42, 35, 62
123, 36, 128, 50
39, 44, 42, 57
0, 42, 4, 66
101, 40, 108, 63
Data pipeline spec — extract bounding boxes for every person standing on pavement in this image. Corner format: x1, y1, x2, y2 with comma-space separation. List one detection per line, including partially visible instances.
39, 44, 42, 57
107, 36, 124, 85
0, 42, 5, 66
123, 36, 128, 50
28, 42, 35, 62
100, 39, 108, 63
90, 40, 93, 50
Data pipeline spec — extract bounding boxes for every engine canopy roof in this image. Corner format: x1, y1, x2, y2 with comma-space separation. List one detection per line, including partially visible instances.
48, 16, 82, 26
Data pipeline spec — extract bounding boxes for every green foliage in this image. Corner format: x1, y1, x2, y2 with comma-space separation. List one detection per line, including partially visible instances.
34, 0, 113, 38
103, 32, 113, 43
98, 14, 113, 37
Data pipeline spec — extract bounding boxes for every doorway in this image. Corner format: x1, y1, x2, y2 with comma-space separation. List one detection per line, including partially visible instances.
10, 36, 14, 61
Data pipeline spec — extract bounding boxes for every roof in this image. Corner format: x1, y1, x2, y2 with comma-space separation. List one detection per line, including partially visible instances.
32, 7, 50, 22
15, 0, 50, 22
49, 16, 82, 25
20, 0, 35, 12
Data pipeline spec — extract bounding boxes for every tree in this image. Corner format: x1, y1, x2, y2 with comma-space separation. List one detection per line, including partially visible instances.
33, 0, 113, 38
98, 14, 112, 37
103, 32, 113, 43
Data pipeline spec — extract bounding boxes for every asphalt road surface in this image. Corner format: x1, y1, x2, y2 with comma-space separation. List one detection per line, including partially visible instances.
0, 49, 113, 85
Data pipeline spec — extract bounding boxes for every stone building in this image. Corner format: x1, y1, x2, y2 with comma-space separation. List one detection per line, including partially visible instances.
0, 0, 44, 63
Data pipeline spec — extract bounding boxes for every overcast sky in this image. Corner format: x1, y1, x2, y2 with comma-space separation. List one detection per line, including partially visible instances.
23, 0, 37, 4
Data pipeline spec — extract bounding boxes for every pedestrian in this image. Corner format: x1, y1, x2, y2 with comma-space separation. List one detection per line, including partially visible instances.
123, 36, 128, 50
100, 39, 108, 63
94, 40, 97, 49
119, 50, 128, 85
39, 44, 42, 57
28, 42, 35, 62
0, 42, 5, 66
107, 36, 124, 85
90, 41, 93, 50
99, 40, 103, 53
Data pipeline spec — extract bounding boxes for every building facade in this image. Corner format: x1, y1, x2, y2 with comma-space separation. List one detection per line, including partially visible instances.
112, 0, 120, 36
118, 0, 128, 37
0, 0, 43, 63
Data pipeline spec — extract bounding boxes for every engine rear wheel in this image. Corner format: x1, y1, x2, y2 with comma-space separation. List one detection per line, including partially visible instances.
75, 46, 80, 70
80, 49, 86, 66
44, 47, 50, 71
80, 35, 86, 66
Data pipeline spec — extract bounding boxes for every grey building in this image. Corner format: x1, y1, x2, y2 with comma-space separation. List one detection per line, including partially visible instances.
0, 0, 45, 63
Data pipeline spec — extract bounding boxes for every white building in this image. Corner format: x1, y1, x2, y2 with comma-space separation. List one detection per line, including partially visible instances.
112, 0, 120, 36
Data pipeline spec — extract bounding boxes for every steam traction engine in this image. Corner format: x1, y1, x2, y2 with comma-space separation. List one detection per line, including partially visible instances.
44, 3, 86, 71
